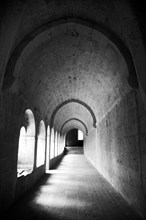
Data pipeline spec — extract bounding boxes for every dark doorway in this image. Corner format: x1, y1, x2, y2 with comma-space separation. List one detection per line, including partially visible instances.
66, 129, 83, 147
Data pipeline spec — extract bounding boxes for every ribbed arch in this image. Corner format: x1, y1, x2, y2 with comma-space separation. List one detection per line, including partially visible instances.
2, 17, 138, 90
50, 99, 97, 128
60, 118, 88, 135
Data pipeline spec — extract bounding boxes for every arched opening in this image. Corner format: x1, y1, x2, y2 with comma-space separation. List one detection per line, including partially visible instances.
36, 120, 46, 167
57, 132, 59, 156
50, 128, 55, 159
17, 109, 35, 177
46, 125, 50, 170
58, 134, 65, 154
66, 129, 83, 147
57, 133, 60, 155
55, 131, 58, 157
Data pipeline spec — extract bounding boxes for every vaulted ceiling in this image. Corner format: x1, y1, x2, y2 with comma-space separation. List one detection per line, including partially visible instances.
2, 0, 140, 136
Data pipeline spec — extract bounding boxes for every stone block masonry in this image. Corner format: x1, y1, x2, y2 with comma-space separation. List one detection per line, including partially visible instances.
84, 90, 145, 217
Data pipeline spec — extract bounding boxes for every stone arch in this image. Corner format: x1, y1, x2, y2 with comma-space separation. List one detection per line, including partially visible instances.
50, 99, 97, 128
17, 109, 35, 176
46, 125, 50, 169
50, 127, 55, 159
2, 17, 138, 90
60, 118, 88, 135
36, 120, 46, 167
54, 131, 58, 157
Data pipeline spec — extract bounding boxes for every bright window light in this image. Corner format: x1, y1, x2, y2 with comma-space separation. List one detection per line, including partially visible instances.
17, 109, 35, 177
36, 120, 45, 167
78, 130, 83, 140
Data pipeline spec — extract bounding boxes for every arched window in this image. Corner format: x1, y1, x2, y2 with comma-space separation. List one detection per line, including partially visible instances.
46, 125, 50, 170
36, 120, 46, 167
50, 128, 55, 159
59, 134, 65, 154
63, 134, 66, 150
17, 109, 35, 177
57, 133, 60, 155
55, 131, 58, 157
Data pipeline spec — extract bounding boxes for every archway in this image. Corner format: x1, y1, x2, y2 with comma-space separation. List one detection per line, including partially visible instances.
17, 109, 35, 177
66, 129, 84, 147
46, 125, 50, 170
36, 120, 46, 167
50, 128, 55, 159
55, 131, 58, 157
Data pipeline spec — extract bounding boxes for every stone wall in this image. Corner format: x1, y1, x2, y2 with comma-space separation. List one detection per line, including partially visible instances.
0, 92, 25, 212
136, 89, 146, 215
15, 165, 45, 201
84, 89, 145, 218
0, 92, 46, 213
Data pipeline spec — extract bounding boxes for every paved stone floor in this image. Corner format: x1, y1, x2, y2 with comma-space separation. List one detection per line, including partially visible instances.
4, 154, 143, 220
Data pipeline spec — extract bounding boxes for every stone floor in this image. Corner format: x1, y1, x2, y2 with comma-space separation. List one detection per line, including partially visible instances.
3, 154, 143, 220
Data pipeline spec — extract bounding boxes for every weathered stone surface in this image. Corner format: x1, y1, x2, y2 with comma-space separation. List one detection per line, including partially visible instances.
84, 90, 145, 216
0, 0, 146, 218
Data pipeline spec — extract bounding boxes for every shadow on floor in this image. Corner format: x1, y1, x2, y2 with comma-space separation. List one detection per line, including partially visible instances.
2, 154, 144, 220
4, 173, 63, 219
4, 159, 64, 220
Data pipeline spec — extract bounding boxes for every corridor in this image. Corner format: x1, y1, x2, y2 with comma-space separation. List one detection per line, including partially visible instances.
4, 151, 143, 220
1, 0, 146, 217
